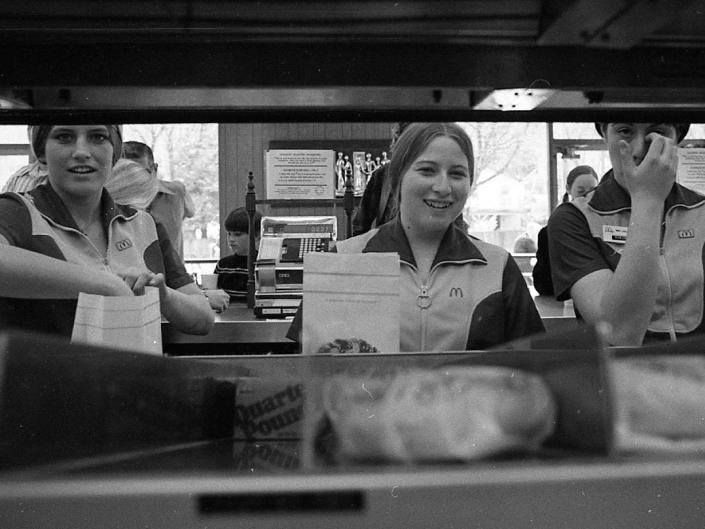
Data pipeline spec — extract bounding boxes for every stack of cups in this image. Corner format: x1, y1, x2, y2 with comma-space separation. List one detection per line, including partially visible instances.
201, 274, 219, 290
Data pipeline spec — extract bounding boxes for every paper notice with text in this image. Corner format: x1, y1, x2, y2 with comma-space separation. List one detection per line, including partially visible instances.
678, 148, 705, 195
266, 149, 335, 200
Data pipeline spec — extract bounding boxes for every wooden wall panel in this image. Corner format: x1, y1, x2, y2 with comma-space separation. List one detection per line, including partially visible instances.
218, 122, 393, 252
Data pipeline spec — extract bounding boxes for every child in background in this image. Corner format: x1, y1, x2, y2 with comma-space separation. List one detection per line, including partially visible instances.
214, 207, 262, 302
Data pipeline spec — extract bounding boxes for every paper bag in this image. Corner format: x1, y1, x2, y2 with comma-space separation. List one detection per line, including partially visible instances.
302, 252, 399, 354
71, 286, 162, 355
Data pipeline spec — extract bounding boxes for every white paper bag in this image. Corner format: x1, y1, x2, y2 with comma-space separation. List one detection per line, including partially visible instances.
71, 286, 162, 355
302, 252, 399, 354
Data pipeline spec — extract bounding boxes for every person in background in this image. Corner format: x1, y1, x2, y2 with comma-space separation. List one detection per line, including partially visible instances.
107, 158, 230, 313
105, 158, 159, 210
352, 122, 410, 236
214, 207, 262, 302
2, 125, 48, 193
532, 165, 599, 295
547, 122, 698, 345
2, 161, 48, 193
290, 122, 543, 352
0, 124, 214, 338
122, 140, 195, 259
513, 233, 537, 254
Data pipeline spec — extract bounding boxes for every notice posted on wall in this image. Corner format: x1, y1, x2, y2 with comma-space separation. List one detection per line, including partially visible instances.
678, 148, 705, 195
266, 149, 336, 200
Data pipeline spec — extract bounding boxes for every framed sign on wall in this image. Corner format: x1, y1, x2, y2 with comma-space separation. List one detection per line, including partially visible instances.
265, 149, 336, 200
267, 140, 389, 200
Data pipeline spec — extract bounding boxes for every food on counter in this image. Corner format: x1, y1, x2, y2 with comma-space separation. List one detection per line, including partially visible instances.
611, 356, 705, 449
316, 338, 380, 354
321, 366, 557, 462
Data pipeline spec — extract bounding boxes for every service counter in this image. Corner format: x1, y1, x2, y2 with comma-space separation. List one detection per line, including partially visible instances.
533, 295, 578, 333
162, 305, 297, 355
162, 296, 577, 355
2, 442, 705, 529
2, 329, 705, 529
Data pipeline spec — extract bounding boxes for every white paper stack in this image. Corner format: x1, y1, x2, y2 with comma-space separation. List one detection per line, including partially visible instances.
302, 252, 399, 355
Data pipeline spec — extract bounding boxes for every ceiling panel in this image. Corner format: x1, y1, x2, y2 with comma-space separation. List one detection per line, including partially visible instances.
0, 0, 703, 119
0, 0, 701, 45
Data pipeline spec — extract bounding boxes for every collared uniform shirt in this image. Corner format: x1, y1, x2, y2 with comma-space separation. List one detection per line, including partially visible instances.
548, 170, 705, 342
0, 184, 192, 337
148, 179, 195, 259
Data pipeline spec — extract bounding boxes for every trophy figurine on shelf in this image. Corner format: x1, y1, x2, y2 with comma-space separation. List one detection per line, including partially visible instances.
343, 154, 353, 189
352, 151, 366, 194
362, 153, 378, 184
335, 151, 346, 191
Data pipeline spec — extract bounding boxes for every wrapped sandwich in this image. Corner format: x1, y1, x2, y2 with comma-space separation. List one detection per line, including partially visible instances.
611, 355, 705, 451
321, 366, 557, 462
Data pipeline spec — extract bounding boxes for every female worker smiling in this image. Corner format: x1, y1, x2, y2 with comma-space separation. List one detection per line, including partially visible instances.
304, 122, 544, 351
0, 124, 214, 338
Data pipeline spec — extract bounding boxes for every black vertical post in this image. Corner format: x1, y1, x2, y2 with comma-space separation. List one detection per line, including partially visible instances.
246, 171, 256, 308
343, 170, 354, 239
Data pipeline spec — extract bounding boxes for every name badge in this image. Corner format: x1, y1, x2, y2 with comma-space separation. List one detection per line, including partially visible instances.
115, 238, 133, 251
603, 225, 628, 244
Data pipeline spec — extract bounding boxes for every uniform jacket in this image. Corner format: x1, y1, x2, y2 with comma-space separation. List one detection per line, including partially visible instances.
0, 183, 191, 337
148, 179, 194, 258
548, 170, 705, 341
335, 217, 543, 351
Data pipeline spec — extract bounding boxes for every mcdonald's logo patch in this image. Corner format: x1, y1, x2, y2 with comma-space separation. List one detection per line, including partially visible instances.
678, 229, 695, 239
449, 287, 464, 298
115, 239, 133, 251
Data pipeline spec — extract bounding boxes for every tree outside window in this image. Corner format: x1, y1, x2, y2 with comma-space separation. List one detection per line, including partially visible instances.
460, 122, 549, 252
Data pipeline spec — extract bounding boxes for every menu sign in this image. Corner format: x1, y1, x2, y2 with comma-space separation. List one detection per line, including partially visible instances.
677, 148, 705, 194
266, 149, 335, 200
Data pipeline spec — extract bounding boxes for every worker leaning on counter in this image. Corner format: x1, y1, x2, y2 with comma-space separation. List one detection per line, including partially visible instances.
0, 124, 214, 338
547, 121, 701, 346
288, 122, 544, 352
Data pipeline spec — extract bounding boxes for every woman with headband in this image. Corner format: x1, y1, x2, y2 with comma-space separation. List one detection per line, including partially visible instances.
0, 124, 214, 338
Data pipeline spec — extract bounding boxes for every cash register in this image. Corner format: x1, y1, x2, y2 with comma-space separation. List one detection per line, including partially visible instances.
254, 216, 337, 317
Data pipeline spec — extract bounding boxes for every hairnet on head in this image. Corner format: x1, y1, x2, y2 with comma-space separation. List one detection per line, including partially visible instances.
594, 122, 690, 143
105, 158, 159, 210
31, 124, 123, 166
